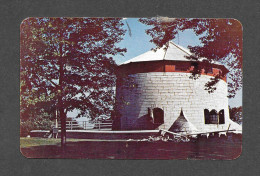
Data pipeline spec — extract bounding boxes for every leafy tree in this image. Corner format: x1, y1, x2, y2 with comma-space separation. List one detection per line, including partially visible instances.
20, 115, 54, 137
20, 18, 126, 149
229, 106, 242, 124
139, 18, 242, 98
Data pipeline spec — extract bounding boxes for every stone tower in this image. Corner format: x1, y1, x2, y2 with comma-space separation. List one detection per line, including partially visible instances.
113, 42, 236, 132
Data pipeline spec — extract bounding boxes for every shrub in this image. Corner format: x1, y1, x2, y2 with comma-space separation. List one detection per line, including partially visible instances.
20, 117, 53, 136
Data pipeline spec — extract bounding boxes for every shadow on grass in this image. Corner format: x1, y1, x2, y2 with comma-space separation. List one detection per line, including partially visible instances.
20, 136, 242, 159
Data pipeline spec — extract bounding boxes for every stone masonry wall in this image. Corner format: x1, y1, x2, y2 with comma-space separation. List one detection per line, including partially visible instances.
115, 72, 230, 132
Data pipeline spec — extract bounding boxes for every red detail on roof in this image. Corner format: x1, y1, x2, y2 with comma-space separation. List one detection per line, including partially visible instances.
118, 60, 228, 82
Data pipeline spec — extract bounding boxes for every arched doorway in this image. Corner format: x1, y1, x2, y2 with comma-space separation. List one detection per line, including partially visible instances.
153, 108, 164, 124
219, 109, 225, 124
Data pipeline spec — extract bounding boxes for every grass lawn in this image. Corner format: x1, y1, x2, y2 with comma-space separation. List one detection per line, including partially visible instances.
20, 137, 89, 148
20, 136, 242, 159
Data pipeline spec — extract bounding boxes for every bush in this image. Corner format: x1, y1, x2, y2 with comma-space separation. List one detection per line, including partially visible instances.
20, 117, 53, 137
229, 106, 242, 125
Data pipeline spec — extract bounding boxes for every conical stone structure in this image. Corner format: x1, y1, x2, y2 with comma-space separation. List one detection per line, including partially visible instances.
168, 110, 198, 134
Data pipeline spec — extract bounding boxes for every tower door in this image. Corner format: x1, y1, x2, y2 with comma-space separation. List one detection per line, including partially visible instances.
153, 108, 164, 124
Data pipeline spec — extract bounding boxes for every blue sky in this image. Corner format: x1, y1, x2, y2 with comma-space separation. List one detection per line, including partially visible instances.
114, 18, 242, 108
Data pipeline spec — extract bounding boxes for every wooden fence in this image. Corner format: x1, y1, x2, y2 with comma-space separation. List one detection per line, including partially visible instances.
58, 121, 113, 131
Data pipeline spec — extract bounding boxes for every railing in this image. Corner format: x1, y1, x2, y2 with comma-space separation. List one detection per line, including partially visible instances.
58, 121, 113, 131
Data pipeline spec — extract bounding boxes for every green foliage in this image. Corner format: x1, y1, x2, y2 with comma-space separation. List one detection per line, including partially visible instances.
20, 18, 126, 122
20, 137, 89, 148
139, 18, 242, 98
229, 106, 242, 124
20, 116, 53, 136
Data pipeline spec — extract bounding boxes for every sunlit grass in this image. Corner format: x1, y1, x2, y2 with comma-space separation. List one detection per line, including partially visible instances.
20, 137, 89, 148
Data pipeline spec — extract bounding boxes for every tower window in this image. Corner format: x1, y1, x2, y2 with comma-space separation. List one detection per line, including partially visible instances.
205, 109, 225, 125
204, 109, 210, 124
209, 110, 218, 124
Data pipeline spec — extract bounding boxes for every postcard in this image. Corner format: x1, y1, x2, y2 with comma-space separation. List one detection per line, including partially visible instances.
20, 17, 242, 159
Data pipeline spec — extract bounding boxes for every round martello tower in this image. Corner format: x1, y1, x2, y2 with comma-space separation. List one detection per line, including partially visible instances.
113, 42, 234, 133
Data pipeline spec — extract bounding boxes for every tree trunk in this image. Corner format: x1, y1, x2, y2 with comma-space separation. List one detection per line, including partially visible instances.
58, 36, 66, 152
58, 46, 66, 152
60, 108, 66, 152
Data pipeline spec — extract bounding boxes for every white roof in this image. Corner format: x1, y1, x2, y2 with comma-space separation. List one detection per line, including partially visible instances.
121, 41, 222, 66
